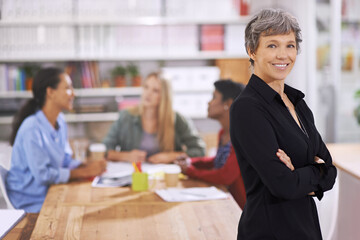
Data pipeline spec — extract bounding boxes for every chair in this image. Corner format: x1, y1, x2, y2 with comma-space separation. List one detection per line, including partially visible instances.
0, 165, 14, 209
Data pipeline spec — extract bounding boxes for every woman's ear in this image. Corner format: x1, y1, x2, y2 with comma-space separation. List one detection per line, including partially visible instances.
249, 52, 255, 62
46, 86, 54, 100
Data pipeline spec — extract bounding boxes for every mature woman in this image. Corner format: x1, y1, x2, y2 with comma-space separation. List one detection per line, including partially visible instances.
103, 72, 206, 164
7, 67, 107, 213
176, 79, 246, 209
230, 9, 337, 239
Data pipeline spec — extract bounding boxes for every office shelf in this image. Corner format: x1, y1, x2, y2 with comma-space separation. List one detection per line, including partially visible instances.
0, 52, 248, 63
0, 0, 250, 128
0, 112, 119, 124
73, 87, 142, 97
0, 16, 251, 26
64, 112, 119, 123
0, 116, 13, 125
0, 109, 212, 124
0, 91, 32, 98
0, 88, 142, 99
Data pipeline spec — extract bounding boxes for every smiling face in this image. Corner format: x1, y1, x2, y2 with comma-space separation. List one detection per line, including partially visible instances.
141, 76, 162, 108
49, 73, 75, 111
249, 32, 297, 83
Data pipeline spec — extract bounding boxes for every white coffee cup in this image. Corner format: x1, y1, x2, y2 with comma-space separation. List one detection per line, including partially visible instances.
164, 165, 181, 188
89, 143, 106, 162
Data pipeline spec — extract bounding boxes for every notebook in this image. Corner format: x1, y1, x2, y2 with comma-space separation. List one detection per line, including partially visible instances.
0, 209, 26, 239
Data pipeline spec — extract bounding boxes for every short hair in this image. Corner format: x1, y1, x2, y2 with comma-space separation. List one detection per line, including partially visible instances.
214, 79, 245, 101
245, 8, 302, 66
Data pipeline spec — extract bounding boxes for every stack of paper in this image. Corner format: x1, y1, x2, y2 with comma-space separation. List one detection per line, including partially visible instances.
155, 187, 228, 202
91, 162, 178, 187
92, 175, 132, 188
92, 161, 133, 188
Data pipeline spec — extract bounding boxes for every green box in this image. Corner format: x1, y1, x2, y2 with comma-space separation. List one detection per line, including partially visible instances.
131, 172, 148, 191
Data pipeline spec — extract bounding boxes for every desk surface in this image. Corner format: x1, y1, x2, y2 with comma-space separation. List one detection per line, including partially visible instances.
327, 143, 360, 180
30, 179, 241, 239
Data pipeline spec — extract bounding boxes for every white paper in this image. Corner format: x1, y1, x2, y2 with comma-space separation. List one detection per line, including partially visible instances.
0, 209, 26, 239
155, 187, 228, 202
92, 162, 179, 187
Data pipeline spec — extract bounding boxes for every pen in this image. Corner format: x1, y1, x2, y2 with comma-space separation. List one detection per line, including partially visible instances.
132, 162, 140, 172
180, 191, 206, 197
136, 161, 142, 172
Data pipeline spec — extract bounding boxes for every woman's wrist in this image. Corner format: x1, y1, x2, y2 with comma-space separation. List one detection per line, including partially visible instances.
70, 167, 85, 180
107, 150, 127, 162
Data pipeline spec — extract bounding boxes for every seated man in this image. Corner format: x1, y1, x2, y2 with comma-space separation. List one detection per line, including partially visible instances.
176, 79, 246, 209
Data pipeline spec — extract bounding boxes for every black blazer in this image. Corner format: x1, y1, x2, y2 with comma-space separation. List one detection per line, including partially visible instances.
230, 74, 337, 240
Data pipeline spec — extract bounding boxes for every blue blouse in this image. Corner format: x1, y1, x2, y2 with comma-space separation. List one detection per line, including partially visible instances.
6, 111, 81, 213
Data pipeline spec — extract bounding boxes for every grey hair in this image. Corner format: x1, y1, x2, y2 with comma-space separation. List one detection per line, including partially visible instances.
245, 8, 302, 66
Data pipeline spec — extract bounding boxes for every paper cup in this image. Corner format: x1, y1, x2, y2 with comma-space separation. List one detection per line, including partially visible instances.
132, 172, 149, 191
89, 143, 106, 162
164, 165, 181, 188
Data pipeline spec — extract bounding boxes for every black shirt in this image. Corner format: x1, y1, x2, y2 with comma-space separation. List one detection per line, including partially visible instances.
230, 74, 337, 240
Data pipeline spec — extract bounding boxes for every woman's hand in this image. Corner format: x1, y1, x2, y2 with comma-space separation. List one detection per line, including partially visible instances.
147, 152, 172, 164
276, 149, 294, 171
307, 157, 325, 196
148, 152, 186, 164
106, 149, 146, 162
128, 150, 147, 163
70, 159, 107, 180
314, 156, 325, 164
174, 155, 191, 174
84, 160, 107, 176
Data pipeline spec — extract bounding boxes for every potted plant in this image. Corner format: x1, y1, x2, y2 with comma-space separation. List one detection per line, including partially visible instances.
23, 64, 41, 91
127, 64, 142, 87
111, 65, 127, 87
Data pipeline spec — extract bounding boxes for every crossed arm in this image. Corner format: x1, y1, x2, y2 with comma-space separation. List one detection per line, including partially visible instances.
276, 149, 325, 196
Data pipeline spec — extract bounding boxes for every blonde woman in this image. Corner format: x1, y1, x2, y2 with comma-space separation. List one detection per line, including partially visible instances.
103, 72, 206, 164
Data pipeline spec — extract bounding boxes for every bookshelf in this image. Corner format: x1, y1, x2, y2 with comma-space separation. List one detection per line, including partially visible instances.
0, 0, 252, 141
0, 23, 248, 61
0, 88, 141, 98
0, 16, 251, 26
73, 87, 141, 97
0, 53, 248, 63
0, 87, 142, 125
65, 112, 119, 123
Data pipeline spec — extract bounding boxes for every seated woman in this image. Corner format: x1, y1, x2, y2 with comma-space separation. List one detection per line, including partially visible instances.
176, 80, 246, 209
6, 67, 107, 213
103, 72, 206, 164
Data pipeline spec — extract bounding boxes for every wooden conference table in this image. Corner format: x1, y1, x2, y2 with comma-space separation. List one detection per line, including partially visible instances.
10, 178, 241, 239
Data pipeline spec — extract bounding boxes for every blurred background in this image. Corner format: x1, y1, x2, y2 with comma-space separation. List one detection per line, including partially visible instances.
0, 1, 359, 239
0, 0, 359, 150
